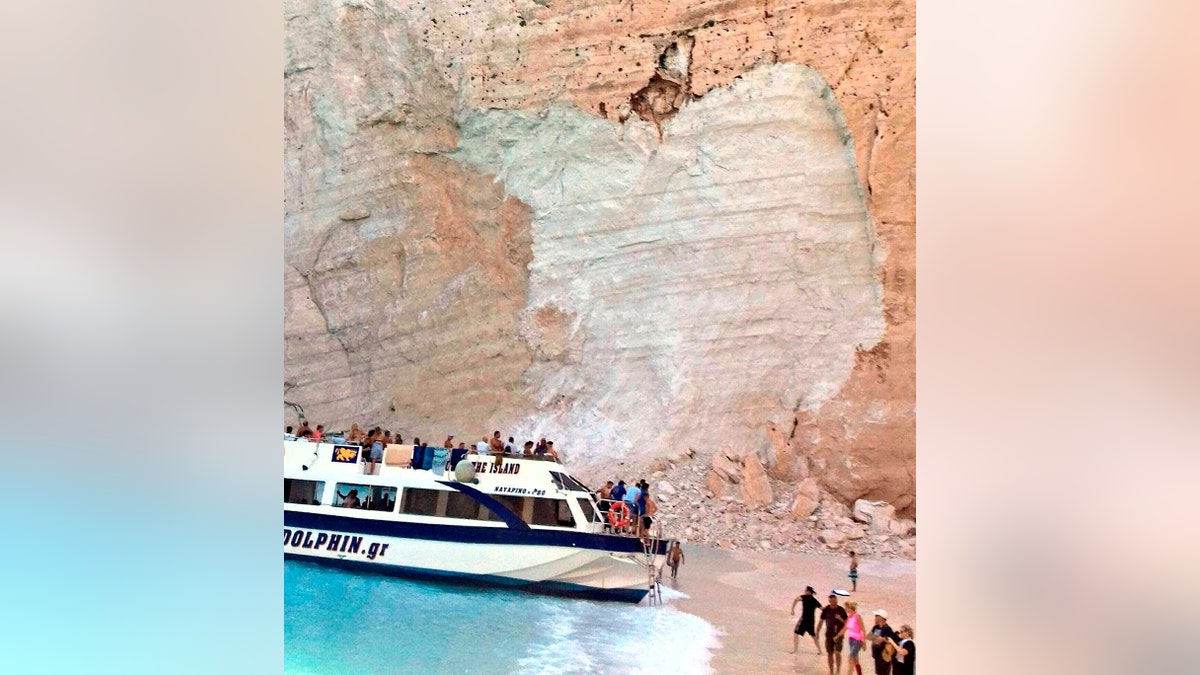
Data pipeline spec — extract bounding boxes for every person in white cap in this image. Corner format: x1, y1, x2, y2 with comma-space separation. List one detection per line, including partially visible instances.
869, 609, 899, 674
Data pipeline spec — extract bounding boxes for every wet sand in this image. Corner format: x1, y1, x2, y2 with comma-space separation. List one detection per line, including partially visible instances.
669, 545, 915, 674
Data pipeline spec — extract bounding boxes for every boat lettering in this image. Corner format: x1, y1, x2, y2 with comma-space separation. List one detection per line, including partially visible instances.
285, 529, 389, 560
493, 486, 546, 496
470, 461, 521, 475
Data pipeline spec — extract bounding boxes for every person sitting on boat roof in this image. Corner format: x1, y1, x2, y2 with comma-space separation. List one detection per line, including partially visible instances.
523, 440, 534, 457
505, 436, 515, 454
313, 424, 324, 441
535, 437, 548, 455
444, 434, 454, 449
338, 489, 361, 508
545, 440, 559, 462
285, 425, 295, 439
489, 431, 504, 454
476, 437, 489, 454
299, 420, 312, 436
347, 423, 363, 443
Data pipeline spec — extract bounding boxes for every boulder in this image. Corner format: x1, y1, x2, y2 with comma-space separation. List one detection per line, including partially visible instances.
853, 499, 896, 525
818, 529, 846, 548
790, 478, 821, 518
656, 480, 677, 496
707, 449, 743, 498
739, 452, 774, 509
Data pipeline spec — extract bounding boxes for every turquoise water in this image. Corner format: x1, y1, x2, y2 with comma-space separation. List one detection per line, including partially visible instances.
284, 561, 719, 674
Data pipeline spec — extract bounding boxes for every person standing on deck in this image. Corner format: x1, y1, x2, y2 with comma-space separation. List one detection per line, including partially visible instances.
610, 480, 627, 503
790, 586, 823, 654
489, 431, 504, 465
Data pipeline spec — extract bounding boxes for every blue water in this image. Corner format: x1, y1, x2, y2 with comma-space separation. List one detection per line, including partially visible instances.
284, 561, 719, 674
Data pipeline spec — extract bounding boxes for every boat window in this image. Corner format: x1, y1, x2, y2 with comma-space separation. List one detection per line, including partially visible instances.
285, 479, 325, 505
549, 471, 590, 493
400, 488, 440, 517
531, 498, 576, 528
491, 494, 526, 522
333, 483, 394, 510
576, 497, 598, 523
444, 491, 484, 520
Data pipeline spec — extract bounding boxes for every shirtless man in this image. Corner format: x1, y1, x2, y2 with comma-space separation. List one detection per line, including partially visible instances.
667, 541, 685, 579
489, 431, 504, 466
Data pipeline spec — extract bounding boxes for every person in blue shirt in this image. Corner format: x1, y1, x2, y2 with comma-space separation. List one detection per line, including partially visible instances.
610, 480, 627, 502
625, 481, 642, 506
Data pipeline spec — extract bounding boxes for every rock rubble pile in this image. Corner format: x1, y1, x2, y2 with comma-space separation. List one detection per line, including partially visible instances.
587, 446, 915, 560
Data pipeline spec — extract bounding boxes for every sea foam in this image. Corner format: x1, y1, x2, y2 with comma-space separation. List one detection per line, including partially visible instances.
285, 561, 720, 674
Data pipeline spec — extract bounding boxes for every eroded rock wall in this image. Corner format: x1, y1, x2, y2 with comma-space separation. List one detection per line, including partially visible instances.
284, 0, 915, 516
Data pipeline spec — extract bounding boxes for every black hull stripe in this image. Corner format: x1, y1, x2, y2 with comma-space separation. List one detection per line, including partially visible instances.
284, 510, 669, 555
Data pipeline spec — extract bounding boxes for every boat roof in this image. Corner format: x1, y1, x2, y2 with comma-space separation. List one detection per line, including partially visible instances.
284, 440, 592, 493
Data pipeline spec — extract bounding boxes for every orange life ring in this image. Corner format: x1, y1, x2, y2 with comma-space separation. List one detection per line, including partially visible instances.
607, 501, 632, 528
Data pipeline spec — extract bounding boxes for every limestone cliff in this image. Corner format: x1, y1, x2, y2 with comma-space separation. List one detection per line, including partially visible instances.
284, 0, 915, 516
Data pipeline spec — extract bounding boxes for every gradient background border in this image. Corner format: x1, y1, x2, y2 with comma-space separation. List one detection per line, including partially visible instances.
1, 0, 1197, 672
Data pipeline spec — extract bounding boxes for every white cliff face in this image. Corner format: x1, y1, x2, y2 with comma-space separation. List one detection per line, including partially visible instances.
452, 64, 884, 468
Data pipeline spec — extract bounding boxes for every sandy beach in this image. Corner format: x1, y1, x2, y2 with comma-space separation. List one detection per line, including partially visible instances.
670, 545, 915, 674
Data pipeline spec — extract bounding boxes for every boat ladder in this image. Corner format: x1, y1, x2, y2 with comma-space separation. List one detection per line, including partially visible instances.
643, 520, 665, 606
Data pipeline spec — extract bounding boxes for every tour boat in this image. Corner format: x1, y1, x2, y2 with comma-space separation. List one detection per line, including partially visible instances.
284, 439, 668, 603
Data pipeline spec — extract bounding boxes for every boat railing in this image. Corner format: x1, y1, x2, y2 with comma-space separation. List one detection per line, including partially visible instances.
593, 498, 659, 538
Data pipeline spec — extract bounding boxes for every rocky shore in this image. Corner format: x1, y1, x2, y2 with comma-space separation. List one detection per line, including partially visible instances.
577, 446, 916, 560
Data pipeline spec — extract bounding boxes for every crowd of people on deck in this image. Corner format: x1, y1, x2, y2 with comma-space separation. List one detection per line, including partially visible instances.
592, 478, 659, 540
286, 421, 674, 540
286, 421, 566, 473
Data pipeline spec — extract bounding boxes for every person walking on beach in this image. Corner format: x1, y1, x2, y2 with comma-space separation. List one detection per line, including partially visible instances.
869, 610, 898, 675
667, 541, 685, 580
849, 550, 859, 591
887, 625, 914, 675
789, 586, 823, 654
818, 593, 848, 675
839, 600, 866, 675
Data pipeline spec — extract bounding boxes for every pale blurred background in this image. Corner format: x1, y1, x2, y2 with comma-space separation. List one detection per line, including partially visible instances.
0, 0, 1197, 671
